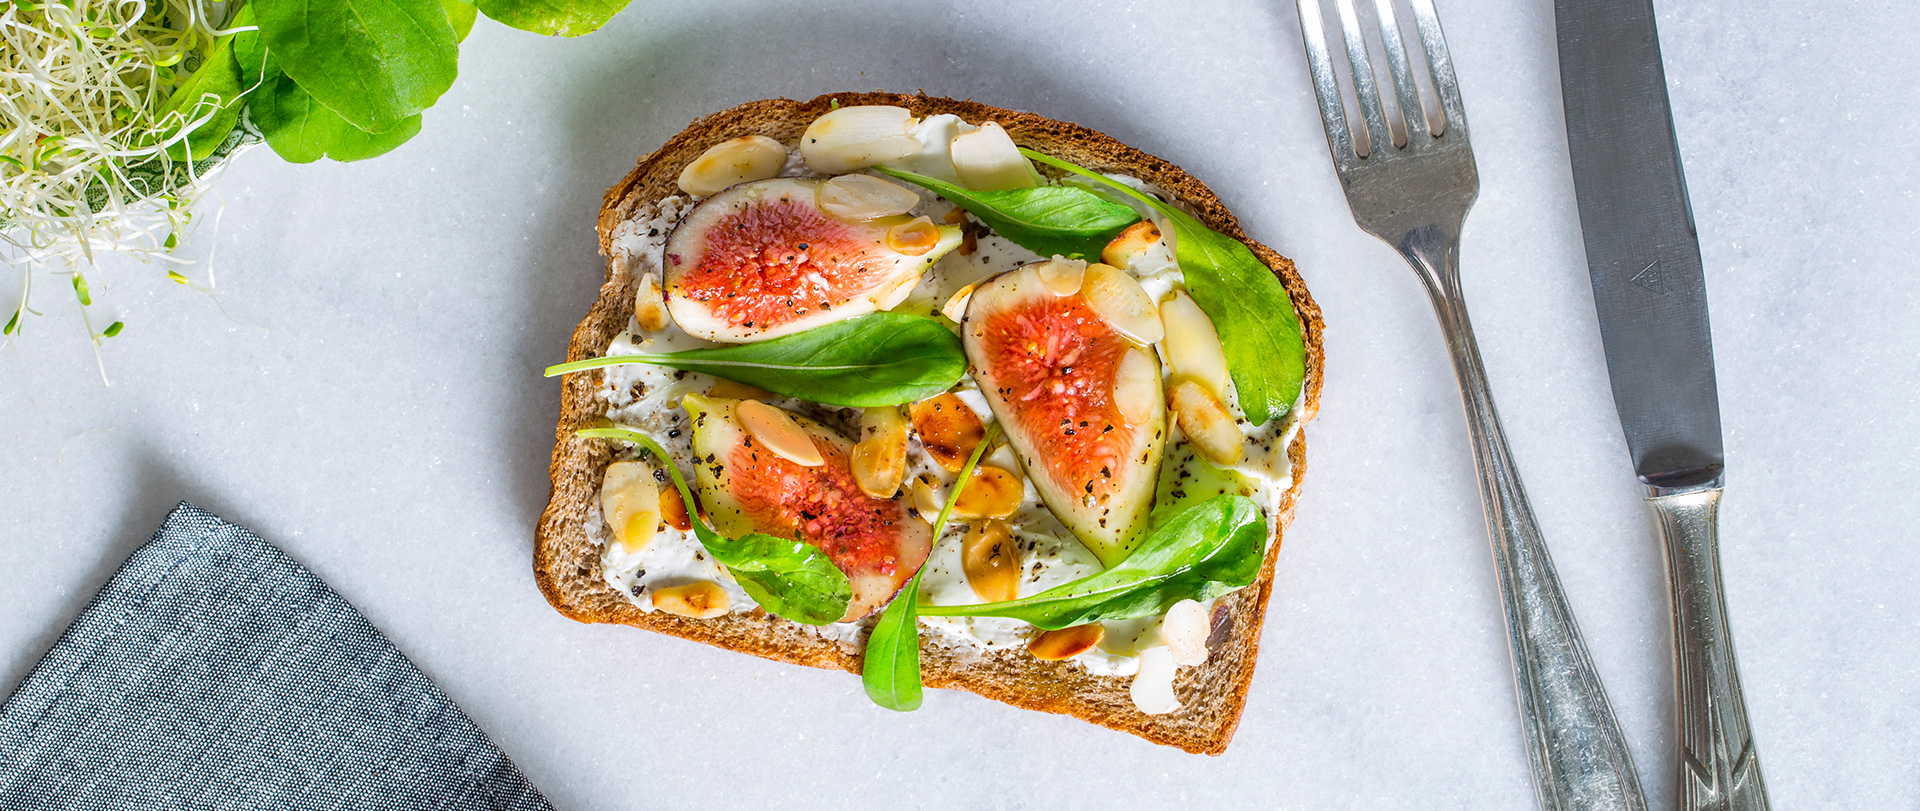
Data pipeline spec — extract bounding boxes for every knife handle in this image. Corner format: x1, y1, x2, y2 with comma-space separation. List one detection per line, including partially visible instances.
1401, 233, 1648, 811
1647, 483, 1771, 811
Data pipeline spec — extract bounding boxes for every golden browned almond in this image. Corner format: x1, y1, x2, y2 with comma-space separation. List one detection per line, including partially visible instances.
910, 392, 985, 471
961, 519, 1020, 602
651, 581, 730, 618
659, 482, 693, 532
600, 459, 661, 554
1035, 258, 1086, 296
1169, 379, 1244, 465
910, 472, 945, 520
1159, 289, 1228, 398
951, 464, 1022, 520
885, 215, 941, 256
1029, 624, 1106, 661
851, 406, 909, 499
1100, 220, 1163, 270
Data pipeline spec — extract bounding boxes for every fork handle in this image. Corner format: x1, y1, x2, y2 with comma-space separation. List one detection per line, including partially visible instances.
1400, 227, 1648, 811
1649, 483, 1770, 811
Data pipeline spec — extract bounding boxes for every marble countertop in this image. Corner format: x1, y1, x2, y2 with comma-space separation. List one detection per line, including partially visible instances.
4, 1, 1914, 808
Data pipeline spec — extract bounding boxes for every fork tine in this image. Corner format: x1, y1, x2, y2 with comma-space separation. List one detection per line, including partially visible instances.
1332, 0, 1392, 157
1295, 0, 1356, 162
1408, 0, 1465, 139
1371, 0, 1431, 142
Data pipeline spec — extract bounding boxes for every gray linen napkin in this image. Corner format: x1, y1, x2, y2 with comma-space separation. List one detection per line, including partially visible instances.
0, 503, 554, 811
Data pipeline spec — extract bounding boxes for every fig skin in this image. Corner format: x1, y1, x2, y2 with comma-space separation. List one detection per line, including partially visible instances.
962, 262, 1167, 567
663, 178, 961, 343
682, 393, 933, 621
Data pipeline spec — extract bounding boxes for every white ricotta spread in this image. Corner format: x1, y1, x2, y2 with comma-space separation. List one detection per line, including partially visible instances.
587, 145, 1305, 680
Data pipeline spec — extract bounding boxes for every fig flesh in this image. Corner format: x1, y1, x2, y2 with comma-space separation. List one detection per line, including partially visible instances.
682, 393, 933, 621
962, 263, 1167, 566
664, 178, 961, 343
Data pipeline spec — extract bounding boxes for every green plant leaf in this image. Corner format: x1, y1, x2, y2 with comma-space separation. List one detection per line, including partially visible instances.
876, 167, 1139, 260
474, 0, 630, 37
250, 0, 459, 133
443, 0, 478, 40
1021, 148, 1307, 426
576, 427, 853, 625
102, 321, 124, 338
71, 274, 91, 306
254, 73, 423, 163
862, 422, 1002, 711
546, 313, 967, 408
920, 494, 1266, 629
158, 35, 246, 162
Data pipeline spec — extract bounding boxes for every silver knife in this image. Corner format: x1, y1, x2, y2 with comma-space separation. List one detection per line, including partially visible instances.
1554, 1, 1771, 810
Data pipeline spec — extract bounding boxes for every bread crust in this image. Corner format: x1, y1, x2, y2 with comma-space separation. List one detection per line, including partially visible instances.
535, 92, 1326, 754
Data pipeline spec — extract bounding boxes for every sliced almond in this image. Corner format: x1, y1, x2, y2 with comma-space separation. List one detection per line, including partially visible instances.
1101, 220, 1163, 270
1130, 646, 1182, 715
951, 464, 1023, 520
659, 482, 694, 531
1081, 263, 1164, 345
600, 459, 662, 554
1034, 258, 1086, 296
910, 473, 945, 521
910, 393, 985, 471
950, 122, 1040, 191
1160, 599, 1211, 667
800, 105, 921, 173
634, 273, 669, 331
885, 215, 941, 256
941, 283, 977, 323
961, 519, 1020, 602
736, 399, 825, 467
1029, 624, 1106, 661
677, 135, 787, 197
817, 174, 921, 222
651, 581, 730, 618
851, 406, 909, 499
1113, 347, 1161, 427
1169, 379, 1243, 465
1159, 289, 1229, 397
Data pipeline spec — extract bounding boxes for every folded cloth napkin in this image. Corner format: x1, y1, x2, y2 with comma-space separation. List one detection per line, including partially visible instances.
0, 503, 553, 811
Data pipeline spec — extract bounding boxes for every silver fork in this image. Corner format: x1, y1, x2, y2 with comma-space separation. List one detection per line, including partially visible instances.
1295, 2, 1648, 809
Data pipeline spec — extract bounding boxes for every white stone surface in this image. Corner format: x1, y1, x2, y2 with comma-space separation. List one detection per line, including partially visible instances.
3, 1, 1915, 808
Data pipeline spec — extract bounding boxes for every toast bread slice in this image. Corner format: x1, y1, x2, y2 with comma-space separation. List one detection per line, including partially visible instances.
535, 92, 1325, 755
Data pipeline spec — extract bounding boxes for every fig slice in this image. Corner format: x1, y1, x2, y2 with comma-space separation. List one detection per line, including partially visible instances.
962, 262, 1168, 567
681, 393, 933, 621
664, 178, 961, 343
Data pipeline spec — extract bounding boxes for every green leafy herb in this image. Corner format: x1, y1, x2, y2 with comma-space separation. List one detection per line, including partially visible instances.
156, 34, 246, 162
1021, 148, 1307, 426
876, 167, 1139, 260
577, 426, 853, 625
474, 0, 630, 37
249, 0, 460, 134
102, 321, 124, 338
254, 74, 425, 164
863, 422, 1003, 711
921, 494, 1266, 629
71, 274, 91, 306
443, 0, 479, 40
546, 313, 967, 408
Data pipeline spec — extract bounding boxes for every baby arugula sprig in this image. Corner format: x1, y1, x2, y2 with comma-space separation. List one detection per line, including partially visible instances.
547, 313, 968, 407
577, 426, 853, 626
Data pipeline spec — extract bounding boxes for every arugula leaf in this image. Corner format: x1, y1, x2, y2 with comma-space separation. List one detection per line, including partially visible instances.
546, 313, 967, 408
158, 35, 247, 162
876, 167, 1138, 260
443, 0, 479, 40
254, 74, 424, 164
577, 427, 852, 625
475, 0, 631, 37
920, 494, 1266, 629
250, 0, 460, 134
1020, 148, 1307, 426
863, 423, 1003, 711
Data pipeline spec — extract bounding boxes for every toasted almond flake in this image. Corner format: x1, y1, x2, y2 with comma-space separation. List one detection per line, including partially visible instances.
677, 135, 787, 197
1028, 624, 1106, 660
634, 273, 669, 331
800, 105, 921, 173
951, 465, 1022, 520
1035, 258, 1086, 296
736, 399, 825, 467
851, 407, 908, 499
1101, 220, 1163, 270
910, 393, 985, 471
1081, 262, 1164, 344
817, 173, 921, 221
652, 581, 731, 618
941, 283, 977, 323
601, 459, 662, 554
885, 215, 941, 256
1169, 379, 1243, 465
961, 519, 1020, 602
1159, 289, 1229, 398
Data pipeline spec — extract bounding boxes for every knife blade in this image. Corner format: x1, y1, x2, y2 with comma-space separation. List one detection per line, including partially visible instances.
1554, 1, 1772, 809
